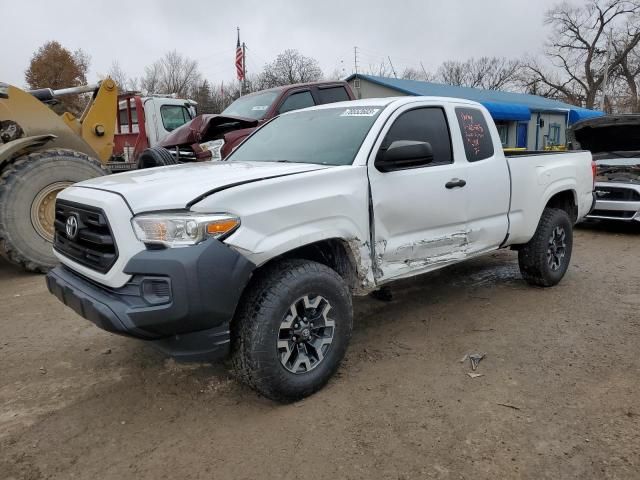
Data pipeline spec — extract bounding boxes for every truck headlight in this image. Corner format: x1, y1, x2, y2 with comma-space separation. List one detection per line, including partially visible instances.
131, 213, 240, 247
200, 139, 225, 161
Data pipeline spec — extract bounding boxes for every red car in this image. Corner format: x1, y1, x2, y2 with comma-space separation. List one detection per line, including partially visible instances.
138, 81, 355, 167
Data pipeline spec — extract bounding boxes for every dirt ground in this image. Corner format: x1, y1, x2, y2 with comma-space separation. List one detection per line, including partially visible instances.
1, 222, 639, 480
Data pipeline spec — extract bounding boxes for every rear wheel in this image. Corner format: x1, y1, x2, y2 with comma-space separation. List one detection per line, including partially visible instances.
0, 149, 106, 272
231, 259, 353, 402
518, 207, 573, 287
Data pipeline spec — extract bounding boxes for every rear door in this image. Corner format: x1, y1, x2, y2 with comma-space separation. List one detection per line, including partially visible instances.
453, 106, 510, 254
276, 90, 316, 114
368, 103, 469, 281
315, 85, 352, 105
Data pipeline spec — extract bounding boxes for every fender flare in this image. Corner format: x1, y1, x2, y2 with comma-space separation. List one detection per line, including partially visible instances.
0, 134, 56, 169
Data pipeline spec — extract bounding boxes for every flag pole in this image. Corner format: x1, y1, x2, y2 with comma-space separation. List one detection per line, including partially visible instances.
242, 41, 247, 94
237, 27, 243, 97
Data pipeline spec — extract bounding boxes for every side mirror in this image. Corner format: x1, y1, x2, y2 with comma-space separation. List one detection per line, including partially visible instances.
375, 140, 434, 172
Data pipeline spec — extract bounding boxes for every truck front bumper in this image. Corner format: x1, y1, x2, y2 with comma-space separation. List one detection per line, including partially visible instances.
46, 239, 255, 361
587, 182, 640, 222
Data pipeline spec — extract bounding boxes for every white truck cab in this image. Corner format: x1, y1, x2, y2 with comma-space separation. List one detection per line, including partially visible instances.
114, 95, 197, 165
47, 97, 596, 402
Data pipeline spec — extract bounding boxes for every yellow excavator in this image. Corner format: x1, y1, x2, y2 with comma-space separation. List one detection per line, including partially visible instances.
0, 79, 118, 272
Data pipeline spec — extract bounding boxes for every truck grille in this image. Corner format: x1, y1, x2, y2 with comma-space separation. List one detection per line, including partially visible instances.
595, 186, 640, 202
53, 200, 118, 273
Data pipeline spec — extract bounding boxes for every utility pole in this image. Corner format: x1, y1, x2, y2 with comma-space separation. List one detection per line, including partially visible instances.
354, 46, 359, 76
388, 56, 397, 78
600, 30, 613, 112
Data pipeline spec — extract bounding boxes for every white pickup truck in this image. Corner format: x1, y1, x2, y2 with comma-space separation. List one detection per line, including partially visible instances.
46, 97, 595, 402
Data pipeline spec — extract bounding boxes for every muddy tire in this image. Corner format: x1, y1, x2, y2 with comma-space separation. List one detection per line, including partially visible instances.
0, 149, 106, 273
231, 259, 353, 403
137, 147, 177, 169
518, 208, 573, 287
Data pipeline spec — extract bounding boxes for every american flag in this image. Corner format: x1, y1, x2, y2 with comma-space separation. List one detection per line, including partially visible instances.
235, 29, 245, 81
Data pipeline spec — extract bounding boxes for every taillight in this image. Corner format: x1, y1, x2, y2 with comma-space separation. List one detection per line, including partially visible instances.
591, 160, 597, 190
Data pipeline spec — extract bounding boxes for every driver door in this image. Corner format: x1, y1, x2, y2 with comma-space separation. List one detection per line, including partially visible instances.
368, 104, 469, 281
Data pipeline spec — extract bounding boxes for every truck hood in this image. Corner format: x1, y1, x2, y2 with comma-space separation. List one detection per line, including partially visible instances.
73, 161, 329, 213
159, 114, 259, 147
568, 114, 640, 153
568, 115, 640, 185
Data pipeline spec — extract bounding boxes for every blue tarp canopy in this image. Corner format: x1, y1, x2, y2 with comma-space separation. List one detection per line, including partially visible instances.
481, 101, 531, 121
345, 74, 604, 124
569, 108, 605, 124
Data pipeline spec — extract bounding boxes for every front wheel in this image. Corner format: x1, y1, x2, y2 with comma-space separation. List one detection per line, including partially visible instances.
0, 149, 106, 272
518, 207, 573, 287
231, 259, 353, 402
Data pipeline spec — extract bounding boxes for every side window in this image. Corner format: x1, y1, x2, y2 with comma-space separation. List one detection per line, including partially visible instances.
316, 86, 350, 105
118, 108, 138, 126
278, 91, 315, 114
381, 107, 453, 166
496, 123, 508, 146
455, 107, 495, 162
549, 123, 561, 145
160, 105, 191, 132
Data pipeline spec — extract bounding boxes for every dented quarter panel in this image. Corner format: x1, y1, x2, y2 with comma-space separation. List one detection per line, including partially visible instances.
190, 165, 376, 292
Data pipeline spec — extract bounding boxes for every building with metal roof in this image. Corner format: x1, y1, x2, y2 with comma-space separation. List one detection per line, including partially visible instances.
345, 74, 604, 151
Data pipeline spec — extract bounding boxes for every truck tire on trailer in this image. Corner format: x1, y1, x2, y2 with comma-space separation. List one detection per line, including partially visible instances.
518, 207, 574, 287
231, 259, 353, 402
0, 149, 106, 273
137, 147, 178, 169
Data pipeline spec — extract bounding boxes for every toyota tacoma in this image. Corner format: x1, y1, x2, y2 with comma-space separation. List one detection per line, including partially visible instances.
46, 97, 596, 402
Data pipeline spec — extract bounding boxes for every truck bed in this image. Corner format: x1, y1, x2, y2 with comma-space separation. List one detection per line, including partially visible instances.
505, 150, 594, 245
504, 150, 579, 157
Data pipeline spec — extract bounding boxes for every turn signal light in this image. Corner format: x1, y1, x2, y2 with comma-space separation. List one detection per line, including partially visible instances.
207, 218, 240, 235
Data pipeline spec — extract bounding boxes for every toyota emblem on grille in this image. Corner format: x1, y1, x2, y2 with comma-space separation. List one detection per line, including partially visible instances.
65, 215, 79, 240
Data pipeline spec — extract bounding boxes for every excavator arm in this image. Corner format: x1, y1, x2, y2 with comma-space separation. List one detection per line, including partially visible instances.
0, 78, 118, 164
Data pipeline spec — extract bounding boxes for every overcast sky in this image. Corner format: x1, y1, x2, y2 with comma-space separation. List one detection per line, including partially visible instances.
0, 0, 562, 88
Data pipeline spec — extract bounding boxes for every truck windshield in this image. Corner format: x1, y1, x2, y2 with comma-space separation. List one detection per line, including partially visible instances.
222, 91, 279, 120
229, 106, 382, 166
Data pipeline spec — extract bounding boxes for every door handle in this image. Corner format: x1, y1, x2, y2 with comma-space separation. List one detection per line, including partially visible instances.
445, 178, 467, 189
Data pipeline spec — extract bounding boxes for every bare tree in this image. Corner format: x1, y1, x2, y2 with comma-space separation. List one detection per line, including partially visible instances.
141, 51, 201, 97
108, 61, 138, 92
437, 57, 521, 90
258, 49, 323, 88
525, 0, 640, 108
614, 43, 640, 111
141, 62, 161, 95
325, 67, 347, 81
400, 67, 434, 82
363, 60, 393, 78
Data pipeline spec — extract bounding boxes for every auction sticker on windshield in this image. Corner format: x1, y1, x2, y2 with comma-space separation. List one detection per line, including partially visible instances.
252, 105, 269, 111
340, 107, 380, 117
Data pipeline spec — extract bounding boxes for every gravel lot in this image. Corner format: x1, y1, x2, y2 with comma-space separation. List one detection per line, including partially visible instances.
1, 222, 639, 480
